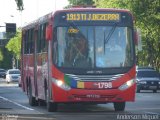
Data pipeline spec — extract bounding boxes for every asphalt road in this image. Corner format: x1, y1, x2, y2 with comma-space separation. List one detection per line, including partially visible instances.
0, 78, 160, 120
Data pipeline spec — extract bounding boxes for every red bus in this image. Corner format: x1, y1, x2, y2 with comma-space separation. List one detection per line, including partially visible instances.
21, 8, 138, 112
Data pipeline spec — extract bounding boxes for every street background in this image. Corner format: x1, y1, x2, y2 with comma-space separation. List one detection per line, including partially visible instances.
0, 78, 160, 120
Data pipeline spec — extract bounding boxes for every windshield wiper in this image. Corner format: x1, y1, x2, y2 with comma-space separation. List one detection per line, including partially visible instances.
104, 23, 117, 53
104, 23, 117, 44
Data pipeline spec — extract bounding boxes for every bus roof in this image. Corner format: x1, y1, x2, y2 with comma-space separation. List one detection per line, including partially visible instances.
22, 8, 133, 30
61, 8, 130, 12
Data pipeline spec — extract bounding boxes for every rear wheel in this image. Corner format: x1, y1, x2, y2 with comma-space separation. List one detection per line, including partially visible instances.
28, 83, 38, 106
114, 102, 125, 111
38, 99, 46, 106
45, 89, 57, 112
18, 83, 21, 87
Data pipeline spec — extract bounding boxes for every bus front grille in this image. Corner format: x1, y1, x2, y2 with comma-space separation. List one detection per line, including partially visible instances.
66, 74, 124, 82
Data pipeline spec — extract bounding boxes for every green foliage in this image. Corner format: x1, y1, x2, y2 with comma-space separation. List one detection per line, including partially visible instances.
0, 49, 3, 61
5, 30, 21, 60
94, 0, 160, 71
0, 47, 12, 69
68, 0, 94, 6
15, 0, 24, 11
94, 0, 125, 8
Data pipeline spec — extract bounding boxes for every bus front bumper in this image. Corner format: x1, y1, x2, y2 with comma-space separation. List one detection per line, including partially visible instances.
51, 83, 136, 103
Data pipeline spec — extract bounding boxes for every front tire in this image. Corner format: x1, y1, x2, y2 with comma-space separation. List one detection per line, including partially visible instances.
114, 102, 125, 111
38, 99, 46, 106
28, 83, 38, 106
45, 89, 57, 112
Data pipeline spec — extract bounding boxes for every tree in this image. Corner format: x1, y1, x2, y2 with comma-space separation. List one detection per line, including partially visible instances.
68, 0, 94, 6
94, 0, 160, 71
15, 0, 24, 11
0, 49, 3, 61
5, 30, 21, 61
0, 47, 13, 69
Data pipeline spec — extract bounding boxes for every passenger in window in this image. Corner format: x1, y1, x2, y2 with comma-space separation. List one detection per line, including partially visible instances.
64, 34, 92, 68
73, 37, 91, 67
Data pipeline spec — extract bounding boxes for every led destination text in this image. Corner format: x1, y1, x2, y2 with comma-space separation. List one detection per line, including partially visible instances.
66, 13, 120, 21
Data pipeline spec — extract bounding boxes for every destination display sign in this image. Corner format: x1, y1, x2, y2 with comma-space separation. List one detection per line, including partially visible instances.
66, 13, 120, 21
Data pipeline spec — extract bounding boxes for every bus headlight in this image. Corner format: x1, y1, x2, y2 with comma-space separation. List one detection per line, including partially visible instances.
119, 79, 135, 91
52, 78, 71, 91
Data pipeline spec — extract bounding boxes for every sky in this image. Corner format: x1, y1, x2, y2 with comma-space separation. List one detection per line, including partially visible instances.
0, 0, 69, 32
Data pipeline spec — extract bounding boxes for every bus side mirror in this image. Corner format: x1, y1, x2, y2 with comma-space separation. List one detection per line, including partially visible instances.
46, 24, 52, 41
134, 28, 142, 51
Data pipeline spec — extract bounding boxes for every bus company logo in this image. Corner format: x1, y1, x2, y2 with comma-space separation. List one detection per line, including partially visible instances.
87, 70, 103, 74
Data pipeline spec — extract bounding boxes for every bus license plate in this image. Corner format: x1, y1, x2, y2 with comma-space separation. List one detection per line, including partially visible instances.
86, 94, 100, 98
93, 82, 112, 89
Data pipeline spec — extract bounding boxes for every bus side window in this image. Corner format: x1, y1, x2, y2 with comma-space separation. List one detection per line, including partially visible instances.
41, 23, 47, 52
25, 30, 29, 54
24, 31, 27, 54
40, 24, 43, 52
37, 23, 48, 53
37, 25, 41, 53
24, 28, 34, 54
29, 29, 34, 54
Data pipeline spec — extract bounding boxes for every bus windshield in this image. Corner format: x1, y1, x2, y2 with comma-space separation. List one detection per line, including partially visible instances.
54, 26, 134, 69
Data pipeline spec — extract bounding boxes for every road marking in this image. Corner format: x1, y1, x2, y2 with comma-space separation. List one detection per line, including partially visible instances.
17, 116, 56, 120
0, 96, 34, 111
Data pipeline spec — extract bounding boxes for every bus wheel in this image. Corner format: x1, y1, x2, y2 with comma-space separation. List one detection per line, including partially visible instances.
38, 99, 46, 106
114, 102, 125, 111
45, 89, 58, 112
28, 83, 38, 106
